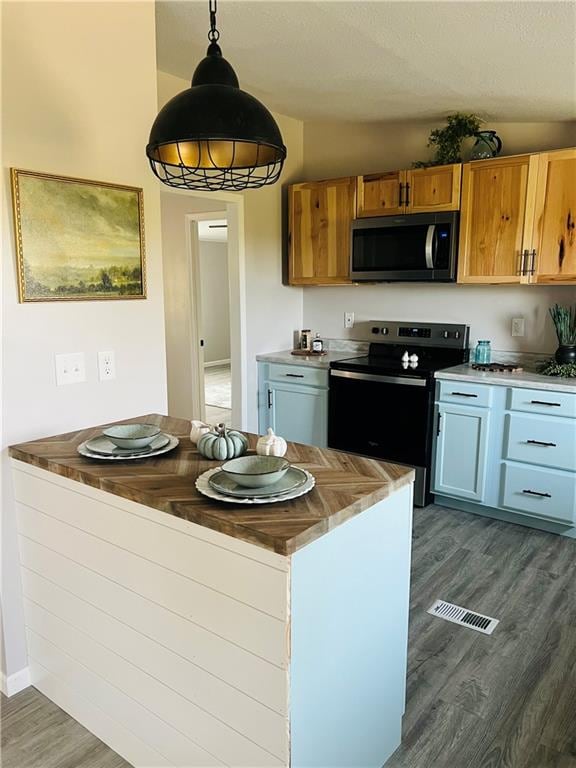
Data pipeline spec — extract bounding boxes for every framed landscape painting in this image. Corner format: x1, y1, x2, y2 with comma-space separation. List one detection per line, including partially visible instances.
11, 169, 146, 302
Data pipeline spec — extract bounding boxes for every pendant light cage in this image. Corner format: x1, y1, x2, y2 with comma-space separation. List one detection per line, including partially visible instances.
146, 0, 286, 192
147, 139, 285, 192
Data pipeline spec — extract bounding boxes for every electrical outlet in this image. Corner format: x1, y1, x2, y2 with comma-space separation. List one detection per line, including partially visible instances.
55, 352, 86, 386
98, 350, 116, 381
344, 312, 355, 329
511, 317, 525, 337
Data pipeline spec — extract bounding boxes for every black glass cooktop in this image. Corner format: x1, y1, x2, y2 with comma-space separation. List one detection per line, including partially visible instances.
331, 343, 469, 380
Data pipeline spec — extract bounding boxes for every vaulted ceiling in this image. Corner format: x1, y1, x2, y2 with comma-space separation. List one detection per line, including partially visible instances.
156, 1, 576, 123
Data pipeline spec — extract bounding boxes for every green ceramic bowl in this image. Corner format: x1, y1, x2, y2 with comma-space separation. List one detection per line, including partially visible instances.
221, 455, 290, 488
102, 423, 161, 449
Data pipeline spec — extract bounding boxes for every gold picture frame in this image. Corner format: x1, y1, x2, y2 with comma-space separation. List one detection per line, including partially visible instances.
11, 168, 146, 302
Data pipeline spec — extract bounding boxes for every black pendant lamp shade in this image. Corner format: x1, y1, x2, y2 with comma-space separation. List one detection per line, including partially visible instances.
147, 1, 286, 191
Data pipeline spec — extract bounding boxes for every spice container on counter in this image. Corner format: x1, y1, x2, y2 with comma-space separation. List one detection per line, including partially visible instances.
300, 329, 312, 351
311, 333, 324, 353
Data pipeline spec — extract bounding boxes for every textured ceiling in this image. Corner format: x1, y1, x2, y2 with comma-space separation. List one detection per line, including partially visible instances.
155, 1, 576, 123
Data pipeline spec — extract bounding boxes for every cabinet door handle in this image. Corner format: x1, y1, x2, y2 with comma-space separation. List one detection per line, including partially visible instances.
528, 249, 537, 275
267, 389, 273, 409
436, 412, 442, 436
526, 439, 557, 447
530, 400, 561, 407
522, 489, 552, 498
519, 249, 529, 276
405, 183, 411, 207
398, 183, 404, 208
450, 391, 478, 398
285, 373, 305, 378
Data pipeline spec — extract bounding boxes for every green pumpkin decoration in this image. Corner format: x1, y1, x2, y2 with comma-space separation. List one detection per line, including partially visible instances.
197, 423, 248, 461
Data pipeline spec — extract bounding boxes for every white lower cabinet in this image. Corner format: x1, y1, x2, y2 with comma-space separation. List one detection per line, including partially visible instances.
433, 380, 576, 534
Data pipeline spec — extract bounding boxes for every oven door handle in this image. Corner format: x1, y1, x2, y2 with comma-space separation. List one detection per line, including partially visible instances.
330, 369, 428, 387
425, 224, 436, 269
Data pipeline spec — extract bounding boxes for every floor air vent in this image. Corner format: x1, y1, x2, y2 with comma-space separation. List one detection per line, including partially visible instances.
428, 599, 499, 635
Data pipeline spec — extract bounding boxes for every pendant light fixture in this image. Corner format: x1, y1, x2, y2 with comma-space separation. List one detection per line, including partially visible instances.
147, 0, 286, 192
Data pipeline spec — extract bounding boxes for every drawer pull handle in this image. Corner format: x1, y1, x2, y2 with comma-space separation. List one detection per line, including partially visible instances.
451, 392, 478, 398
267, 389, 273, 409
522, 489, 552, 498
526, 440, 557, 447
530, 400, 561, 407
285, 373, 305, 378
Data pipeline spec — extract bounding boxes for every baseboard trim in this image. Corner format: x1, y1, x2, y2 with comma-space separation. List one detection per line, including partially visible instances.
204, 359, 231, 368
1, 666, 31, 697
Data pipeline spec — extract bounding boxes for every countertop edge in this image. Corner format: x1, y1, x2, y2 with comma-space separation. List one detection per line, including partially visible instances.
435, 366, 576, 394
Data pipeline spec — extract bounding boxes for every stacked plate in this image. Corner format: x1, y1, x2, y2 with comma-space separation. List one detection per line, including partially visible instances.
196, 466, 315, 505
77, 430, 179, 461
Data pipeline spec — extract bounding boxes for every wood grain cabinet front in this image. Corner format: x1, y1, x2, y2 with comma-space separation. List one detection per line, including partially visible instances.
287, 177, 356, 285
458, 148, 576, 285
356, 164, 461, 218
528, 148, 576, 284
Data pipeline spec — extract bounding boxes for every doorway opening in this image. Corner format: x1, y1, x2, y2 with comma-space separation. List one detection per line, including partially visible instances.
160, 189, 247, 429
197, 216, 232, 427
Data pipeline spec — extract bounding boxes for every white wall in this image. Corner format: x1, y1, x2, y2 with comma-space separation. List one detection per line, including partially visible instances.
199, 241, 231, 364
1, 1, 167, 686
302, 120, 576, 353
157, 71, 305, 431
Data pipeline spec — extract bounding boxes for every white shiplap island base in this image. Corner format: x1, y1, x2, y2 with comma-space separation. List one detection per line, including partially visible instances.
10, 415, 414, 768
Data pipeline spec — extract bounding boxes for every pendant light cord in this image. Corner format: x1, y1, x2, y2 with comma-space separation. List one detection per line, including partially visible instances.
208, 0, 220, 42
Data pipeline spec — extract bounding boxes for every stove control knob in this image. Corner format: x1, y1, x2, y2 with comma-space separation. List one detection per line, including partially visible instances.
455, 331, 461, 339
442, 330, 450, 339
371, 326, 380, 334
380, 327, 389, 335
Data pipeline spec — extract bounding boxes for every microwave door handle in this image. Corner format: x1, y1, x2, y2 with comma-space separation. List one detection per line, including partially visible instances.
425, 224, 436, 269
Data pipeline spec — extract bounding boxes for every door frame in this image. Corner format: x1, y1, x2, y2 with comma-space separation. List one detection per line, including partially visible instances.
176, 191, 247, 429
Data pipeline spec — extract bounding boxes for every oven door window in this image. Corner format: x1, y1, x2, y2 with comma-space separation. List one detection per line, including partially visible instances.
328, 374, 433, 467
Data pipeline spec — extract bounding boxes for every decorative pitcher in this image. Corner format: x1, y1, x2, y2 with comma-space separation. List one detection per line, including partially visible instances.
470, 130, 503, 160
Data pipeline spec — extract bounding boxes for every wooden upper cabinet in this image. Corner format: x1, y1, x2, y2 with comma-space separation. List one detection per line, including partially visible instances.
357, 164, 461, 217
406, 164, 461, 213
528, 149, 576, 284
457, 155, 538, 284
288, 177, 356, 285
357, 170, 405, 217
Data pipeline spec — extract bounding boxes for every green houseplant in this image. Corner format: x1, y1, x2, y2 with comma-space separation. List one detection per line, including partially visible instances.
549, 303, 576, 364
414, 112, 484, 168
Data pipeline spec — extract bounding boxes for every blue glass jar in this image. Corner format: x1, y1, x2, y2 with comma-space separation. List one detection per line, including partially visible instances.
474, 340, 492, 364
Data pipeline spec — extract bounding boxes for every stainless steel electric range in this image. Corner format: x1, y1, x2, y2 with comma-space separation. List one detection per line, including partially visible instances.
328, 320, 470, 507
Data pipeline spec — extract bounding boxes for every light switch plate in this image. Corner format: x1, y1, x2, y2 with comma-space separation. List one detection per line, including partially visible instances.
344, 312, 355, 329
55, 352, 86, 386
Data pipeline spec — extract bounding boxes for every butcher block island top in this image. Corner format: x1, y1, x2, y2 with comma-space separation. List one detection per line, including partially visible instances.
10, 413, 414, 555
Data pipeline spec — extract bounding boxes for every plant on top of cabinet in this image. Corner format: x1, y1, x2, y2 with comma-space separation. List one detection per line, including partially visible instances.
288, 177, 355, 285
413, 112, 484, 167
357, 164, 461, 218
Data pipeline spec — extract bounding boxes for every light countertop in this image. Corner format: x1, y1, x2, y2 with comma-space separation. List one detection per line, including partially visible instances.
256, 349, 365, 369
436, 364, 576, 394
9, 414, 414, 555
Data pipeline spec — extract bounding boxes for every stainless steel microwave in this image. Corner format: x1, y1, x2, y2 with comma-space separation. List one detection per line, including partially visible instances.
350, 211, 459, 282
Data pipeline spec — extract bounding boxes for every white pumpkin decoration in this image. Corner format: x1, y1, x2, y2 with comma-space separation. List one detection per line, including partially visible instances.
190, 419, 212, 444
256, 428, 287, 458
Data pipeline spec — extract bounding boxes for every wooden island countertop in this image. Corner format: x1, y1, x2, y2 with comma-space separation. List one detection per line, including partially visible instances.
10, 413, 414, 555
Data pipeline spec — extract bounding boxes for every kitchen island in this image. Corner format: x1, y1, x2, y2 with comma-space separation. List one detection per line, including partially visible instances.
10, 415, 414, 768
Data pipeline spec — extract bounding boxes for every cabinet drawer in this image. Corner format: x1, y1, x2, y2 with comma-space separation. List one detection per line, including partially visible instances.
505, 413, 576, 472
508, 388, 576, 418
501, 462, 575, 524
267, 364, 328, 388
437, 380, 492, 407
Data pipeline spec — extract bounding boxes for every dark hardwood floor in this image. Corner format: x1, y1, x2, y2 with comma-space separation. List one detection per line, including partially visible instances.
385, 503, 576, 768
2, 503, 575, 768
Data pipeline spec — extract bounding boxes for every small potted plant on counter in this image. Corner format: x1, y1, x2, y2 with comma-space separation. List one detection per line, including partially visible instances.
540, 303, 576, 377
